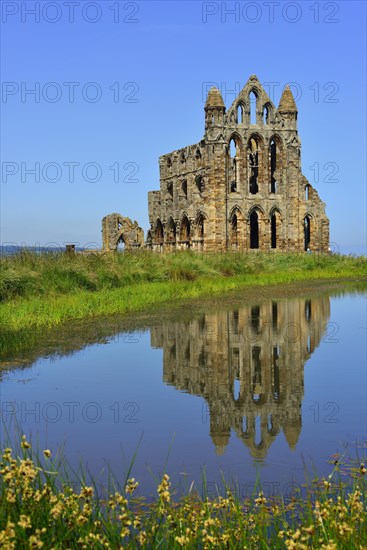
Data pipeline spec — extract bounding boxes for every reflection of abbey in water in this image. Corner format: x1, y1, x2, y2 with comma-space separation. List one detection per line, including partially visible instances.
150, 296, 330, 459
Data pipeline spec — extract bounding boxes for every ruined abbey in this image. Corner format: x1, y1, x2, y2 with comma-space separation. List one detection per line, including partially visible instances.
102, 75, 329, 253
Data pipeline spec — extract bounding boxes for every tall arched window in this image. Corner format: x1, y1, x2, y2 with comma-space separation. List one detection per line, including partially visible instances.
250, 210, 259, 249
271, 212, 277, 248
229, 138, 238, 192
182, 180, 187, 198
237, 104, 243, 123
263, 105, 269, 125
156, 220, 164, 244
166, 218, 176, 243
180, 215, 191, 244
249, 90, 257, 124
231, 213, 238, 245
196, 175, 204, 194
270, 139, 277, 193
197, 214, 205, 239
304, 215, 311, 251
248, 138, 259, 194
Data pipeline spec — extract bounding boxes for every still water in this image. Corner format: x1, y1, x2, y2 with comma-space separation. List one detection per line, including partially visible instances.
1, 288, 366, 498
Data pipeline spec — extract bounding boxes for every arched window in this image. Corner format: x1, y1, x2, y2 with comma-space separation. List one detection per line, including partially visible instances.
270, 139, 277, 193
263, 105, 269, 125
195, 148, 202, 161
167, 182, 173, 198
196, 175, 204, 194
250, 210, 259, 249
156, 220, 164, 243
180, 215, 191, 243
117, 236, 125, 252
166, 218, 176, 243
167, 157, 172, 171
248, 138, 259, 194
305, 185, 310, 200
271, 212, 277, 248
229, 138, 238, 192
249, 90, 257, 124
182, 180, 187, 198
304, 215, 311, 251
231, 213, 238, 245
180, 152, 186, 164
197, 214, 205, 239
237, 104, 243, 123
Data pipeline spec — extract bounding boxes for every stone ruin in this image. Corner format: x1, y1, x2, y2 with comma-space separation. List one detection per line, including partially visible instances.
102, 214, 144, 252
103, 74, 329, 253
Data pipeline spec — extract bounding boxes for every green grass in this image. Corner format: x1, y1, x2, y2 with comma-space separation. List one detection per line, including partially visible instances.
0, 436, 366, 548
1, 250, 366, 336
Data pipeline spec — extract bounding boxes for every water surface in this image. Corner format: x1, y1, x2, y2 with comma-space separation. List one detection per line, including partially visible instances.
1, 286, 366, 498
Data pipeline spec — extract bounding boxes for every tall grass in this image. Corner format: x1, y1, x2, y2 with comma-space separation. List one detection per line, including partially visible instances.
0, 436, 366, 548
1, 250, 366, 337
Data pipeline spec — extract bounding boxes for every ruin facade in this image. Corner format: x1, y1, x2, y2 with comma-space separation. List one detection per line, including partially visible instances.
102, 214, 144, 252
147, 75, 329, 253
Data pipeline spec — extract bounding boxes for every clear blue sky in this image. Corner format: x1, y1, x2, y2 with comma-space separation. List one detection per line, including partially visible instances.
1, 0, 366, 254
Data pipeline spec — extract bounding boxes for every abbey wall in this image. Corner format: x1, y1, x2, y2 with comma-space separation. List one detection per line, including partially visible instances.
147, 75, 329, 253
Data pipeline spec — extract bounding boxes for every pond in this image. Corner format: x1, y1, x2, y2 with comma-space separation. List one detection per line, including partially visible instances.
1, 285, 366, 500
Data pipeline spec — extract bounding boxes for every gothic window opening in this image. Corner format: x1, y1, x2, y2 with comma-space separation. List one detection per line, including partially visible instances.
271, 213, 277, 248
195, 149, 202, 163
180, 152, 186, 165
231, 213, 238, 246
182, 180, 187, 198
167, 182, 173, 198
304, 215, 311, 251
249, 90, 257, 124
250, 210, 259, 249
263, 105, 269, 125
117, 236, 126, 252
229, 138, 238, 192
305, 185, 310, 200
167, 157, 172, 171
248, 138, 259, 194
196, 175, 204, 194
166, 218, 176, 243
270, 139, 277, 193
237, 104, 243, 123
197, 214, 205, 239
156, 220, 164, 244
180, 215, 191, 244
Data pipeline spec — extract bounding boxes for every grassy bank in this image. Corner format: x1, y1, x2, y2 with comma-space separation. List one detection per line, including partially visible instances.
0, 437, 366, 548
1, 251, 366, 336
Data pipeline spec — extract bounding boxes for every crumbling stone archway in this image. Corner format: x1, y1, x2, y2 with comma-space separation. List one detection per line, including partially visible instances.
102, 213, 144, 252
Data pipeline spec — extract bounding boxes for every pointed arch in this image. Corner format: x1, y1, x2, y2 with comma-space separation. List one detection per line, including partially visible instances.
166, 216, 176, 244
179, 214, 191, 248
181, 179, 188, 199
228, 133, 242, 193
236, 101, 246, 124
155, 219, 164, 243
249, 89, 258, 124
195, 175, 204, 194
304, 214, 312, 251
248, 206, 264, 250
262, 102, 273, 124
268, 134, 283, 194
248, 134, 264, 195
